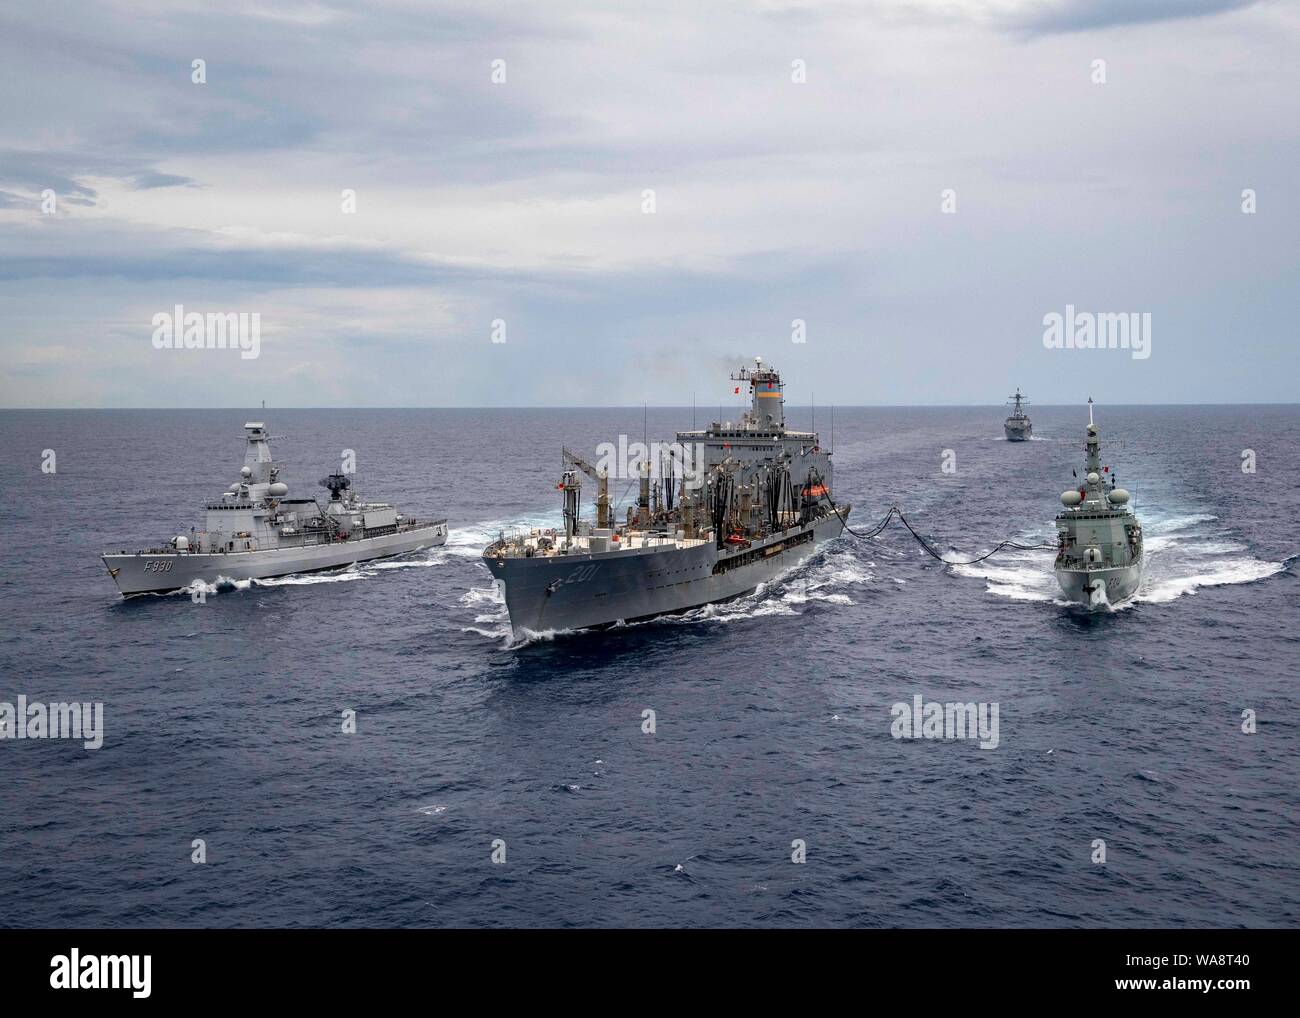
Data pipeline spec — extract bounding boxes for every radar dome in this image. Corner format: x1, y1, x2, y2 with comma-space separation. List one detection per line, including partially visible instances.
1087, 471, 1099, 484
240, 466, 252, 478
1108, 488, 1130, 504
171, 536, 189, 551
268, 482, 288, 497
1060, 491, 1082, 507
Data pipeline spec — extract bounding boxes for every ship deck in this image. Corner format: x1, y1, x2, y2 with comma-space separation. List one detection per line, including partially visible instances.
490, 528, 712, 558
105, 518, 447, 556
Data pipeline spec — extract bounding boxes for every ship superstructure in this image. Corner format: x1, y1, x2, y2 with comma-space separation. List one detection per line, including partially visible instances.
1053, 400, 1142, 607
1004, 388, 1032, 441
483, 359, 848, 634
103, 422, 447, 595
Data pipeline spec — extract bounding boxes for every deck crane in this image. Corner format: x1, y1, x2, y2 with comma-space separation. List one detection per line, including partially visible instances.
561, 447, 610, 529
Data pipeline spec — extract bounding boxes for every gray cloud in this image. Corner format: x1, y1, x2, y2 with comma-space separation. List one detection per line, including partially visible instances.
0, 151, 101, 202
1008, 0, 1259, 35
129, 171, 202, 190
0, 0, 1296, 408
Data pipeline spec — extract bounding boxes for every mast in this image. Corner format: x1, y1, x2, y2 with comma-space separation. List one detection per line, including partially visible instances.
1085, 400, 1101, 476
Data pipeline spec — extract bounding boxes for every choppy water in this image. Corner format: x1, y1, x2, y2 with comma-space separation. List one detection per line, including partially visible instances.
0, 405, 1296, 927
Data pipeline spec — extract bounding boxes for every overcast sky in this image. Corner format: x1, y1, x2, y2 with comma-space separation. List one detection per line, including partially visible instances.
1, 0, 1295, 407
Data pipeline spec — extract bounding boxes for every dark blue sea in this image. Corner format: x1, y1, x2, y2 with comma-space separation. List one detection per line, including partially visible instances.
1, 406, 1296, 928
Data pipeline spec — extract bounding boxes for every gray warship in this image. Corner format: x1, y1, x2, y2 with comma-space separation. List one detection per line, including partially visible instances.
1004, 388, 1032, 441
103, 422, 447, 596
483, 359, 849, 635
1054, 400, 1142, 607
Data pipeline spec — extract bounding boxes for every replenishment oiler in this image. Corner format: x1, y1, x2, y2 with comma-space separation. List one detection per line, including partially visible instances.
483, 359, 849, 635
103, 422, 447, 596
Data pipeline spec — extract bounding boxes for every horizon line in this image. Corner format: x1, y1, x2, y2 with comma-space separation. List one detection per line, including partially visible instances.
2, 401, 1297, 411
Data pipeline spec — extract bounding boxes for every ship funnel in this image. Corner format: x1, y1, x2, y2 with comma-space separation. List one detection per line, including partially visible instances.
732, 358, 784, 430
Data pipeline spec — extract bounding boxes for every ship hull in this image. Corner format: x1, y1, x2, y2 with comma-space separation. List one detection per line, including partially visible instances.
1004, 420, 1032, 441
1054, 560, 1142, 608
103, 522, 448, 596
484, 511, 847, 636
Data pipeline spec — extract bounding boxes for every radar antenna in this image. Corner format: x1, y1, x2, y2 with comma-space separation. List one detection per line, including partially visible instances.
319, 473, 352, 500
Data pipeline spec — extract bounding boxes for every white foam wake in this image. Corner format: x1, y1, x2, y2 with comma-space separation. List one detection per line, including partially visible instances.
951, 547, 1063, 603
458, 582, 542, 645
458, 544, 871, 644
443, 512, 560, 559
664, 545, 871, 627
167, 545, 453, 598
952, 510, 1287, 607
177, 568, 372, 598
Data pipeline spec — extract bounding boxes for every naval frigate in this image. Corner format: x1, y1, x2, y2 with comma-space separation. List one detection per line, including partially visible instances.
103, 422, 447, 596
1054, 400, 1143, 608
1004, 388, 1032, 441
483, 359, 849, 635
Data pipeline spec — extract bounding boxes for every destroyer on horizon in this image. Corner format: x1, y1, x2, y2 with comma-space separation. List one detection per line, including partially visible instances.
483, 358, 850, 635
1004, 387, 1032, 441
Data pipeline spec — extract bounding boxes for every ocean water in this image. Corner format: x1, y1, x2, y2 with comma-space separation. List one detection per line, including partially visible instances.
0, 405, 1296, 928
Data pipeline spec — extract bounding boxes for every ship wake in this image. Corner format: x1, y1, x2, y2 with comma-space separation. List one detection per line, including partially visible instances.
443, 513, 560, 560
457, 583, 572, 648
951, 511, 1286, 608
165, 549, 453, 598
664, 545, 871, 628
458, 544, 870, 646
